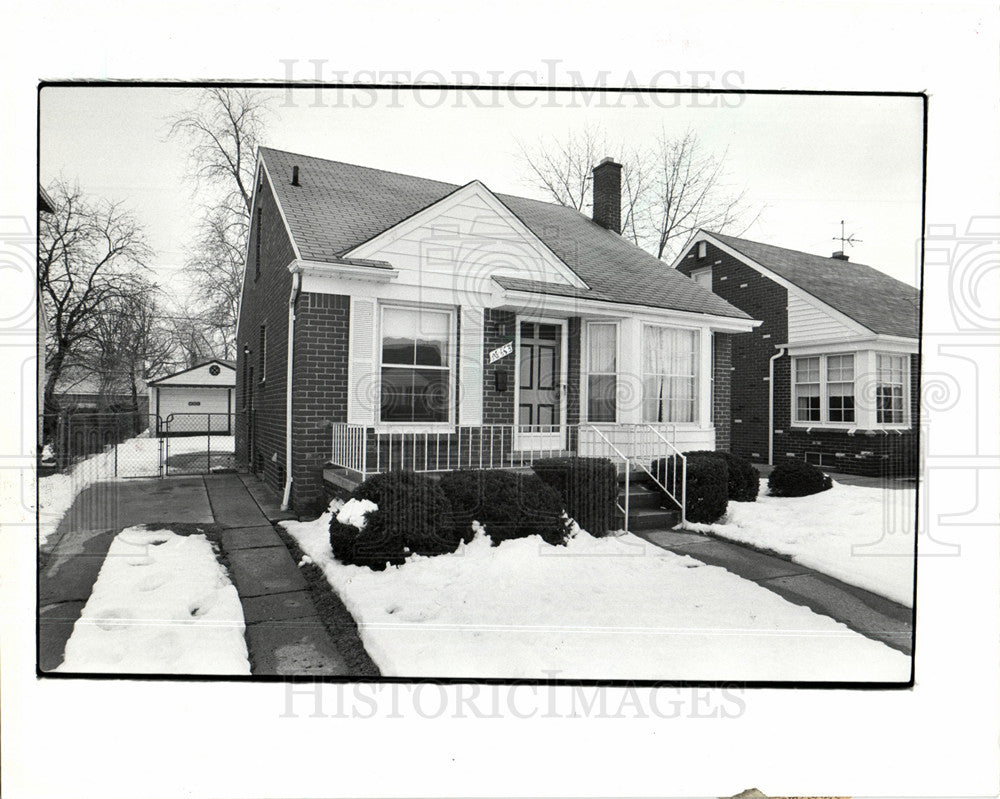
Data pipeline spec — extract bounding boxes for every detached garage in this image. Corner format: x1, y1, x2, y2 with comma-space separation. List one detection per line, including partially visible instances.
149, 359, 236, 436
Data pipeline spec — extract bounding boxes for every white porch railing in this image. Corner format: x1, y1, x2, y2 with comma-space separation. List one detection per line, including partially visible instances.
328, 421, 687, 524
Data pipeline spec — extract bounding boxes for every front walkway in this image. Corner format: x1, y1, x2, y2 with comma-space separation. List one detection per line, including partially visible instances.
638, 528, 914, 655
39, 473, 359, 676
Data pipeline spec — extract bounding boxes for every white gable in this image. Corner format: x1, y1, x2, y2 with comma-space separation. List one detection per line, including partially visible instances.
151, 361, 235, 387
345, 182, 586, 295
787, 293, 861, 343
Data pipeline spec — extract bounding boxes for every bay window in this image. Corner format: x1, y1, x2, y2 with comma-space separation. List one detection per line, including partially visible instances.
586, 322, 617, 422
642, 326, 698, 424
379, 306, 453, 423
792, 351, 910, 427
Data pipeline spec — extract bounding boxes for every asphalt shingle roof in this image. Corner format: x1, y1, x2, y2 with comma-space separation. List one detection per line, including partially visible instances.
708, 232, 921, 339
260, 147, 750, 321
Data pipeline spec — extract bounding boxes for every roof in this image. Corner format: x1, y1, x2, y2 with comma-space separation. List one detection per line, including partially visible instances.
147, 359, 236, 387
705, 231, 920, 339
259, 147, 750, 321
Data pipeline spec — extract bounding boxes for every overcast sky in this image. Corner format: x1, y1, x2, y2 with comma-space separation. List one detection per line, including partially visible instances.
40, 86, 924, 306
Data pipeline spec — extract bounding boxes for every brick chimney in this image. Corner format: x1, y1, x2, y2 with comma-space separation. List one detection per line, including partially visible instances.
831, 250, 850, 261
592, 157, 622, 233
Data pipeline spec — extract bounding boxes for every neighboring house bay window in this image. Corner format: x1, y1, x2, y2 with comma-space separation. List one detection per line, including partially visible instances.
642, 326, 697, 424
586, 322, 617, 422
379, 306, 453, 423
876, 353, 907, 424
792, 351, 909, 427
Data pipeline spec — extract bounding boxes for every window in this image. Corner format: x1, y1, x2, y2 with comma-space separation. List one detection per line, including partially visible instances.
259, 325, 267, 382
826, 354, 855, 422
697, 241, 707, 259
877, 354, 907, 424
691, 267, 712, 291
241, 347, 249, 409
794, 357, 821, 422
379, 306, 453, 423
642, 326, 698, 424
586, 322, 617, 422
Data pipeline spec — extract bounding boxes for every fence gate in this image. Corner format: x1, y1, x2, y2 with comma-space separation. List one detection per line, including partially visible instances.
163, 412, 237, 476
54, 411, 164, 480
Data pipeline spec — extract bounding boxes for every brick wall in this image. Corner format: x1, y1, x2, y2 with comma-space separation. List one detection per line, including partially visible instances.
482, 309, 515, 424
678, 241, 788, 461
712, 333, 732, 452
291, 292, 350, 513
234, 175, 296, 493
566, 317, 581, 425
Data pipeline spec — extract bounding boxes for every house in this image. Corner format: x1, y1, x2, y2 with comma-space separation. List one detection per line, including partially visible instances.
235, 148, 758, 514
147, 359, 236, 435
53, 366, 150, 417
674, 231, 920, 476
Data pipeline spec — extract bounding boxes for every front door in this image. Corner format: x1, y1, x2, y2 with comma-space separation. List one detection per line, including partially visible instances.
516, 320, 565, 451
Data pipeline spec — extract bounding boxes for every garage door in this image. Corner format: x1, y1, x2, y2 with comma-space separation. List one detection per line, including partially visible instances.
159, 387, 232, 434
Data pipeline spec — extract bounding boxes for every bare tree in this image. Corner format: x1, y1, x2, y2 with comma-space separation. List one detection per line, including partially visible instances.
519, 127, 761, 262
38, 181, 151, 426
168, 88, 271, 359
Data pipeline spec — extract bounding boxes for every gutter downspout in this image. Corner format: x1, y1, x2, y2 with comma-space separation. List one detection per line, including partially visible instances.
768, 347, 786, 466
281, 271, 301, 510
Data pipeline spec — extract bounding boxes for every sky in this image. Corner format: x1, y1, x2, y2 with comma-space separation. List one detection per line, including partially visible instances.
39, 86, 925, 308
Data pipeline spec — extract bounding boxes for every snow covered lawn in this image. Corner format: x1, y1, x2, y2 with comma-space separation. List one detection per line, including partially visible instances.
282, 503, 910, 682
37, 433, 234, 548
57, 526, 250, 674
685, 478, 916, 607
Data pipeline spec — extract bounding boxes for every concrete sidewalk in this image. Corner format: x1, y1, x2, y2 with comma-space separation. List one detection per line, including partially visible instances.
39, 472, 355, 676
638, 528, 914, 655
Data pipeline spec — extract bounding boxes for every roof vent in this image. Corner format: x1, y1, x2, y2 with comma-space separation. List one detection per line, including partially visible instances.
291, 165, 300, 186
831, 250, 849, 261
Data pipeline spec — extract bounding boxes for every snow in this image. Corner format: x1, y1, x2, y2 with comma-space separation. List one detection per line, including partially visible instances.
57, 526, 250, 675
683, 478, 916, 607
37, 432, 234, 548
336, 498, 378, 530
281, 502, 910, 681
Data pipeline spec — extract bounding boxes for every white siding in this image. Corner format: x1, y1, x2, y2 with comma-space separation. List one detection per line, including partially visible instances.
348, 185, 580, 295
347, 297, 377, 425
787, 293, 860, 343
154, 361, 235, 387
458, 306, 484, 426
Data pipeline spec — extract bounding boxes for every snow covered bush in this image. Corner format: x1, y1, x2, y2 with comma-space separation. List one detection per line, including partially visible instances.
532, 456, 617, 536
438, 469, 570, 546
329, 471, 457, 570
651, 454, 728, 524
767, 460, 833, 497
683, 450, 760, 502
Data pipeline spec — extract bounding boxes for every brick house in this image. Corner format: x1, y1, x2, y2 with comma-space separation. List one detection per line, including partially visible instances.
674, 231, 920, 477
234, 148, 757, 514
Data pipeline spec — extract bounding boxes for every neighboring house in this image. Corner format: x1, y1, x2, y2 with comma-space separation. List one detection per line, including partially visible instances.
147, 359, 236, 435
674, 231, 920, 476
53, 367, 151, 417
235, 148, 757, 513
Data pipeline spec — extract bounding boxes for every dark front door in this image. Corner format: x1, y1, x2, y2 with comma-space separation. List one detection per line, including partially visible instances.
517, 321, 564, 448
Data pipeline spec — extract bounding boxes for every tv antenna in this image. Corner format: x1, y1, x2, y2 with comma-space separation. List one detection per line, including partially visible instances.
833, 220, 863, 249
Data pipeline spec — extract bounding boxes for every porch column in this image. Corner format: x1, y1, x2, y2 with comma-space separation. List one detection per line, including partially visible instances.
617, 317, 643, 424
698, 325, 713, 429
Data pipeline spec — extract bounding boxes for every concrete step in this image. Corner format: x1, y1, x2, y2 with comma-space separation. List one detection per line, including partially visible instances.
618, 485, 665, 510
616, 506, 679, 531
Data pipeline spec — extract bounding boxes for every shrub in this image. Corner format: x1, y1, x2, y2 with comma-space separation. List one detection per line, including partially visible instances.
438, 469, 570, 546
684, 450, 760, 502
532, 456, 617, 536
329, 470, 457, 570
767, 460, 833, 497
651, 454, 729, 524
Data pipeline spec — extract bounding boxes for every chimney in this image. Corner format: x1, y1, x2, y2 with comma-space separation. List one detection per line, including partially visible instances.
592, 157, 622, 233
291, 165, 300, 186
831, 250, 849, 261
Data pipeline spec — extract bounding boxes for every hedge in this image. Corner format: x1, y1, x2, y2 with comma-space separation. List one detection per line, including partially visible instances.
438, 469, 570, 546
767, 460, 833, 497
651, 453, 729, 524
683, 450, 760, 502
329, 470, 458, 570
532, 456, 617, 536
